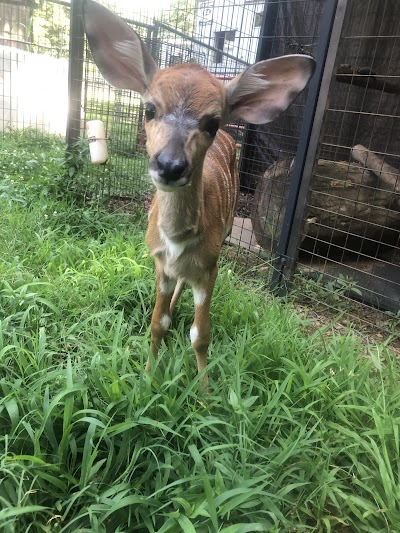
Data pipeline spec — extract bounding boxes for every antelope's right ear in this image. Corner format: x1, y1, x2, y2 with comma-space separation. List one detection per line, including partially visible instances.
82, 0, 157, 95
226, 55, 315, 124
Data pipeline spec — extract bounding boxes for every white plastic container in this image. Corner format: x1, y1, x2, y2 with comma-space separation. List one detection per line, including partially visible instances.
86, 120, 108, 164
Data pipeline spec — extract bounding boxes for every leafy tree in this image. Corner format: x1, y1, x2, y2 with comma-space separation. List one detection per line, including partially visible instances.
161, 0, 196, 35
31, 0, 70, 57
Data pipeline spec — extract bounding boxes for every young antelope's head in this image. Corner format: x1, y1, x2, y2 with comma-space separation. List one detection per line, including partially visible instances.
143, 64, 224, 190
83, 0, 315, 192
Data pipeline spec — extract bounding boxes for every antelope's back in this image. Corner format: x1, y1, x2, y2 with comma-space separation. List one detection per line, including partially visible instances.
203, 129, 239, 235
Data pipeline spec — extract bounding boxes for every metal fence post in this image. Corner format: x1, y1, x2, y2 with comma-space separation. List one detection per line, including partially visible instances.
66, 0, 85, 152
255, 0, 279, 62
270, 0, 348, 295
238, 0, 276, 190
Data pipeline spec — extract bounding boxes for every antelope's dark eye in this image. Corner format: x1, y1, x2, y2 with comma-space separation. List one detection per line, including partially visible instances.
202, 117, 220, 137
145, 103, 156, 121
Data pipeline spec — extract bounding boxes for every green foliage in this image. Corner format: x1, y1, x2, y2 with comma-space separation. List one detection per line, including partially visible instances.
0, 129, 65, 205
161, 0, 196, 35
383, 309, 400, 336
1, 130, 399, 531
31, 1, 70, 57
0, 128, 148, 203
293, 271, 364, 307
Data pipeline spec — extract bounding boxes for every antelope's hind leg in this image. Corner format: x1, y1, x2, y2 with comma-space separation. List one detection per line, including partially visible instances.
190, 265, 218, 385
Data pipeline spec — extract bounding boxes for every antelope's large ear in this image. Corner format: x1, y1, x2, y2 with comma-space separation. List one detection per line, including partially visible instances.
82, 0, 157, 95
226, 55, 315, 124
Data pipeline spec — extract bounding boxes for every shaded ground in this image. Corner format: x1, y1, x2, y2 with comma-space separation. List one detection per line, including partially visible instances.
108, 192, 153, 213
108, 190, 254, 217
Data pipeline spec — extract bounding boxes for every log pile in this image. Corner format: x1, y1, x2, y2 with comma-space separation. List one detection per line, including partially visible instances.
251, 145, 400, 256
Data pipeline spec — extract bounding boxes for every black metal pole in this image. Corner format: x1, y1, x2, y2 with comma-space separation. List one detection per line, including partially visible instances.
66, 0, 85, 152
238, 0, 278, 190
255, 0, 280, 62
270, 0, 348, 295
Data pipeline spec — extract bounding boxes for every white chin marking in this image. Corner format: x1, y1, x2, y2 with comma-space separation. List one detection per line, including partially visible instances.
193, 288, 207, 306
160, 314, 171, 330
149, 171, 190, 192
190, 326, 199, 344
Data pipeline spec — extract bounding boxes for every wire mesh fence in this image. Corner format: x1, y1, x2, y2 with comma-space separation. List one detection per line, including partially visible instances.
1, 0, 399, 343
244, 0, 399, 344
296, 0, 400, 316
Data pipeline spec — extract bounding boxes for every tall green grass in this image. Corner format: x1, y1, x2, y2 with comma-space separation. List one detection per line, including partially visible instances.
0, 130, 399, 532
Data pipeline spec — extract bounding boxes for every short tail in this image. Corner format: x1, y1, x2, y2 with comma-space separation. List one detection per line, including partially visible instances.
170, 279, 185, 314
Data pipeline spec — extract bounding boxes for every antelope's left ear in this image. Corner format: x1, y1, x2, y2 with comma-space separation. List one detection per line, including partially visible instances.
226, 55, 315, 124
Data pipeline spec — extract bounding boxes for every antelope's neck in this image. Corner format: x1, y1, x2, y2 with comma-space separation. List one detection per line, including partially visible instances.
156, 177, 204, 242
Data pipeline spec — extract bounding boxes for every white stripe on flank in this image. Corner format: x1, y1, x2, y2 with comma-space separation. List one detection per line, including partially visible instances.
215, 140, 232, 210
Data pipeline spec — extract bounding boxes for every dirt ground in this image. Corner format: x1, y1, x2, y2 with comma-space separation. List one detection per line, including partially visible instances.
108, 190, 253, 217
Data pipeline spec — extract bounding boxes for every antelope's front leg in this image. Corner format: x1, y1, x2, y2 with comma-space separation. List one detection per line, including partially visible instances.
190, 265, 218, 384
146, 264, 176, 372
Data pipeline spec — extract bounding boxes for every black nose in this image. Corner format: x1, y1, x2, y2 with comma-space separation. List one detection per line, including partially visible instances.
156, 152, 188, 182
